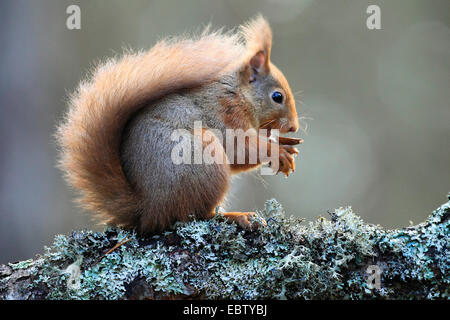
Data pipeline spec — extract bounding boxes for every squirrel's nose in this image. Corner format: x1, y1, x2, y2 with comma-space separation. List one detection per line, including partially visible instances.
287, 122, 299, 133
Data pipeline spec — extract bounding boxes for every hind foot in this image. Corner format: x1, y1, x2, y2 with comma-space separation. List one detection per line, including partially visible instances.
220, 212, 266, 230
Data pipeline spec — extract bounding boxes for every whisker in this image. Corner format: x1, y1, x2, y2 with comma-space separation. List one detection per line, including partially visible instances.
295, 99, 307, 107
260, 119, 276, 129
252, 171, 269, 189
279, 118, 288, 132
297, 115, 312, 134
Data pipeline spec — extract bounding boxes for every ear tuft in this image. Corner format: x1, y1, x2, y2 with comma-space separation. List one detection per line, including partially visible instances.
240, 14, 273, 69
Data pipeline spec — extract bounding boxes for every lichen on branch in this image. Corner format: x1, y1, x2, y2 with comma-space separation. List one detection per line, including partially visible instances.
1, 195, 449, 300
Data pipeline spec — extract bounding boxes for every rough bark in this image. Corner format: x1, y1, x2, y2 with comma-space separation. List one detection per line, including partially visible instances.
1, 195, 448, 300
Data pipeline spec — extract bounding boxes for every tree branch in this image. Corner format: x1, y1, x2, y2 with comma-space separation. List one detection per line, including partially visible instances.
1, 195, 449, 300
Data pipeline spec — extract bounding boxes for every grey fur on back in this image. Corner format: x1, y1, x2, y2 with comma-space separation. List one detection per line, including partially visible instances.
120, 89, 230, 233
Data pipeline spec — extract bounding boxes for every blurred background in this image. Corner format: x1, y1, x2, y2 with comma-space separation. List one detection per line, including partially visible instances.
0, 0, 449, 264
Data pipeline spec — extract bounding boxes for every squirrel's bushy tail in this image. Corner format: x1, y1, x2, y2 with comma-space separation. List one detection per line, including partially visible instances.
57, 27, 246, 227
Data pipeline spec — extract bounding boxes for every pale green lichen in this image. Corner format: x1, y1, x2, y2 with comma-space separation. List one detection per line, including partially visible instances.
8, 259, 34, 270
4, 195, 448, 300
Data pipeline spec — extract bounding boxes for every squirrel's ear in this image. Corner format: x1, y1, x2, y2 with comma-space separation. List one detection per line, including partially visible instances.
240, 15, 272, 79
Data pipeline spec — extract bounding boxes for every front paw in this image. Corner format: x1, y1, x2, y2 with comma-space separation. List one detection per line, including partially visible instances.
270, 146, 296, 177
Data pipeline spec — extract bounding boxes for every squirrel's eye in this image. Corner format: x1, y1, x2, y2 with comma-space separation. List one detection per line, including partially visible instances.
271, 91, 283, 104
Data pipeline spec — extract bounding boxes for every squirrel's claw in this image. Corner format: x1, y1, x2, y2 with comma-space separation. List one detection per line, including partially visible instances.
282, 145, 299, 156
220, 212, 266, 230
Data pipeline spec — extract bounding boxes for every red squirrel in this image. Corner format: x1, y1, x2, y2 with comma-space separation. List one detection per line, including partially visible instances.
57, 15, 301, 234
